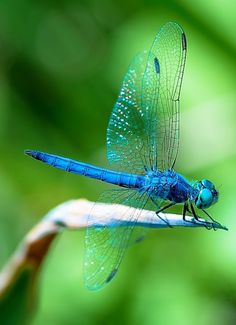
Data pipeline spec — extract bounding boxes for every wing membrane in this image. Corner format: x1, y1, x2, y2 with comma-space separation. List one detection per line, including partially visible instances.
84, 189, 150, 290
107, 22, 186, 172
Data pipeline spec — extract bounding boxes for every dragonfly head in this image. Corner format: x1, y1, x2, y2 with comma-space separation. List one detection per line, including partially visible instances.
195, 179, 219, 209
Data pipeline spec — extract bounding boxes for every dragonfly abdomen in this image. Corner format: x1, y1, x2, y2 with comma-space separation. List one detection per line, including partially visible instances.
25, 150, 143, 189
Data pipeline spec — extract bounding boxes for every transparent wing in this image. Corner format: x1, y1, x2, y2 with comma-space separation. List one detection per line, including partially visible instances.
84, 188, 150, 291
107, 22, 187, 173
107, 50, 151, 174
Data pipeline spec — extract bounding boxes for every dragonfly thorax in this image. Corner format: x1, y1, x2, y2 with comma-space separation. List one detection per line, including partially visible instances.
145, 170, 193, 204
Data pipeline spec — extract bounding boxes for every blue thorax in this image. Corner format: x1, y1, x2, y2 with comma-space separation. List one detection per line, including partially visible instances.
142, 169, 197, 204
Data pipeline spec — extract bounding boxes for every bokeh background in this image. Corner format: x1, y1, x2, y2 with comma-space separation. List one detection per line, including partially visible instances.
0, 0, 235, 324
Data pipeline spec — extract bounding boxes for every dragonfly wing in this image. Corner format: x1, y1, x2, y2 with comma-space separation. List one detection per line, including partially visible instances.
143, 22, 187, 170
107, 22, 186, 172
107, 50, 150, 174
84, 188, 149, 291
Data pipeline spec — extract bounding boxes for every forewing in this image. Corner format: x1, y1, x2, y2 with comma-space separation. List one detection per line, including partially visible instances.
107, 22, 186, 172
107, 51, 151, 174
143, 22, 187, 170
84, 188, 149, 291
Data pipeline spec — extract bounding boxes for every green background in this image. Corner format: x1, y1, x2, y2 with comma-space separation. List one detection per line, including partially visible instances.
0, 0, 235, 324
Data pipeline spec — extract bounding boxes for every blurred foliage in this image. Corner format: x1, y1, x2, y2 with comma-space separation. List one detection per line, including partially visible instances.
0, 267, 36, 325
0, 0, 235, 324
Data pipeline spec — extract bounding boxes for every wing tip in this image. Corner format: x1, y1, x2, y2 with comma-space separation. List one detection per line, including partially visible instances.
106, 268, 118, 284
84, 267, 119, 291
154, 57, 160, 74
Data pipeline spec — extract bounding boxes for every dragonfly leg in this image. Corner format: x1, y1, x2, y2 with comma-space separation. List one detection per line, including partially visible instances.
156, 202, 176, 214
186, 203, 192, 214
154, 202, 176, 228
202, 209, 222, 231
183, 203, 189, 222
190, 203, 212, 230
182, 203, 197, 225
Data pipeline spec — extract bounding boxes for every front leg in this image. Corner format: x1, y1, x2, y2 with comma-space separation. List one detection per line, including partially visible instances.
202, 209, 222, 231
190, 203, 213, 230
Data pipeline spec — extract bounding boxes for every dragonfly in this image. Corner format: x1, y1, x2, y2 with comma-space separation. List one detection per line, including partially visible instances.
25, 22, 221, 290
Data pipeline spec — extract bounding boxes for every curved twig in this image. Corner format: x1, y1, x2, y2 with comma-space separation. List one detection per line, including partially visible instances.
0, 199, 228, 303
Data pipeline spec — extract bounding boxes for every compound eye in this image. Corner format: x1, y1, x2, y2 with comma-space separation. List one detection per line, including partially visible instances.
195, 188, 213, 209
201, 179, 214, 190
200, 188, 213, 208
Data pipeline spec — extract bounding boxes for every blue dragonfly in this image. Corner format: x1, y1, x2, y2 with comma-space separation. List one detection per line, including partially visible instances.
25, 22, 221, 290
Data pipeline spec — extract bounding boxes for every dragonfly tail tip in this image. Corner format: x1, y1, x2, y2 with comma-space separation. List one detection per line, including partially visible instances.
24, 150, 37, 159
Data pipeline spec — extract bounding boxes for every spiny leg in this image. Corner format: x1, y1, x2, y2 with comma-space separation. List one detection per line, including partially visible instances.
182, 203, 198, 225
182, 203, 187, 221
186, 204, 192, 214
183, 203, 192, 223
202, 209, 221, 231
156, 202, 176, 214
190, 203, 212, 230
150, 198, 176, 228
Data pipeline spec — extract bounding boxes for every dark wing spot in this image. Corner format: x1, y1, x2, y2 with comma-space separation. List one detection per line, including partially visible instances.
182, 32, 187, 51
106, 268, 118, 283
154, 57, 160, 74
135, 235, 145, 243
